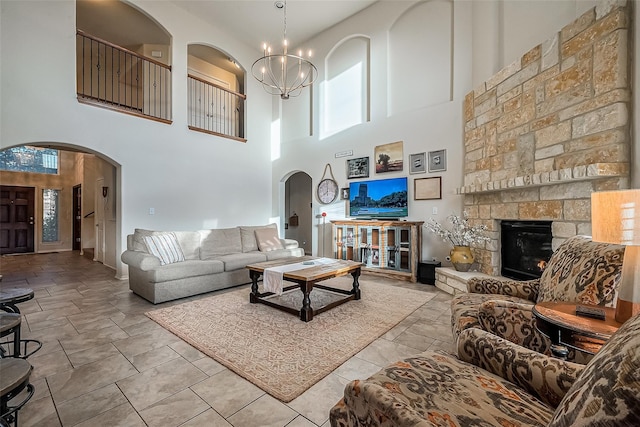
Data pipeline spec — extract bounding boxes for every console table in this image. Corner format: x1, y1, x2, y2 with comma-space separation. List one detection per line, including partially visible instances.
532, 302, 622, 359
331, 220, 423, 282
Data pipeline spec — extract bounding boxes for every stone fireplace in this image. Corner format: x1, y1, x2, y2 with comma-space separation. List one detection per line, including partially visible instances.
461, 0, 632, 276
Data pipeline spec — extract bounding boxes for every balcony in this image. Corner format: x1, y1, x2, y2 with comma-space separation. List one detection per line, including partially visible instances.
187, 74, 246, 142
76, 30, 172, 123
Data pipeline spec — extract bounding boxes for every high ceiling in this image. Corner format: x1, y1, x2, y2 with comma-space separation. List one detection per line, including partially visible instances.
77, 0, 377, 83
172, 1, 378, 50
77, 0, 377, 52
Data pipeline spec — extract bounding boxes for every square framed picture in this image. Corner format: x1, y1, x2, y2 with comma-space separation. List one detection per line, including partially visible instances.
428, 149, 447, 173
409, 152, 426, 174
346, 157, 369, 179
341, 187, 350, 200
374, 141, 403, 173
414, 177, 442, 200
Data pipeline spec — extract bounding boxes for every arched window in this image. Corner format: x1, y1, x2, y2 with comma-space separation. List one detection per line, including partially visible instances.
321, 36, 370, 139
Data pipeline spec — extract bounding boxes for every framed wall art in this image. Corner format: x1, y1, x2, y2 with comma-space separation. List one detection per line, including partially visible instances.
428, 149, 447, 172
346, 157, 369, 179
409, 152, 426, 174
414, 177, 442, 200
341, 187, 350, 200
374, 141, 403, 173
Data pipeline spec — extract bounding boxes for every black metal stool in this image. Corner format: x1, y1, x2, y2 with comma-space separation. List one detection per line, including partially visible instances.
0, 314, 41, 359
0, 358, 34, 427
0, 289, 34, 315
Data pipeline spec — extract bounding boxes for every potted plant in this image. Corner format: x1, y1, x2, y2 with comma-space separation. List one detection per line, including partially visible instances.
425, 212, 491, 272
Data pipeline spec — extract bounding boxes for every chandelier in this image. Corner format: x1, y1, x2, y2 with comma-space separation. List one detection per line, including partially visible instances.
251, 0, 317, 99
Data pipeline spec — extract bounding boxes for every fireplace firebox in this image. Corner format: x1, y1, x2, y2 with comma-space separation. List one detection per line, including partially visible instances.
501, 221, 552, 280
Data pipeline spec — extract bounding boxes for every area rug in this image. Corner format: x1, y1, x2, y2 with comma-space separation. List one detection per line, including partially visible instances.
146, 276, 433, 402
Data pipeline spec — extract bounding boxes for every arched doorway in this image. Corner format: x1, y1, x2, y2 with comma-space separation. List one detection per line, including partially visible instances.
0, 143, 120, 270
283, 171, 312, 255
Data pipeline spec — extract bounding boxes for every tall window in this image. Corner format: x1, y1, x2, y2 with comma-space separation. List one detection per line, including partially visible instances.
42, 189, 60, 242
0, 146, 58, 174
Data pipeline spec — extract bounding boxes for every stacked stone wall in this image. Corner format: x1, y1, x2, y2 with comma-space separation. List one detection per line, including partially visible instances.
462, 0, 632, 275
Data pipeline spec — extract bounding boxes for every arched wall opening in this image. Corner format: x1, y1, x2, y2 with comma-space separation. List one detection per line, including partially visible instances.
0, 142, 122, 275
280, 170, 313, 255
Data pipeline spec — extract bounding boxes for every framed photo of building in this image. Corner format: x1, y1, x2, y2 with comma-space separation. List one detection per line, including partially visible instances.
346, 157, 369, 179
414, 177, 442, 200
374, 141, 403, 173
409, 152, 426, 174
428, 149, 447, 172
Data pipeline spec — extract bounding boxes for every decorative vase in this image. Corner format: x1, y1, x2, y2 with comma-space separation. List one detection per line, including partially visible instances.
450, 246, 474, 272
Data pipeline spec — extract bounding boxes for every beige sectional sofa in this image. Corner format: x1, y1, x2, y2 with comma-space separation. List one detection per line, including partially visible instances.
121, 224, 304, 303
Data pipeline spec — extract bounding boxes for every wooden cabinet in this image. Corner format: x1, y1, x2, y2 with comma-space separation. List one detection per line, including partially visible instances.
332, 220, 423, 282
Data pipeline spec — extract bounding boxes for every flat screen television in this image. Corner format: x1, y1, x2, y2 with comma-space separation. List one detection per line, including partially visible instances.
349, 177, 408, 218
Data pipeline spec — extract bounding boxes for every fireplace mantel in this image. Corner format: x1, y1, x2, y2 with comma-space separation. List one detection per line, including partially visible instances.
456, 163, 628, 195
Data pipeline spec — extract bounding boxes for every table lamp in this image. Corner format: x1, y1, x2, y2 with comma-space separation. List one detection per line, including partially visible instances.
591, 189, 640, 323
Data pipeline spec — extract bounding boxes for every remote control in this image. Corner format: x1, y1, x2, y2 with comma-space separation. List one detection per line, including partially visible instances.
575, 305, 606, 320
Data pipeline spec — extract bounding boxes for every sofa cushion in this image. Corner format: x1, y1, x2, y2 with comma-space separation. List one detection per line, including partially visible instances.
148, 259, 225, 283
333, 351, 553, 427
143, 233, 185, 265
199, 227, 242, 259
451, 292, 531, 340
536, 235, 624, 306
213, 252, 267, 271
239, 223, 277, 252
132, 228, 156, 252
173, 231, 201, 260
549, 312, 640, 426
255, 227, 284, 252
265, 247, 305, 261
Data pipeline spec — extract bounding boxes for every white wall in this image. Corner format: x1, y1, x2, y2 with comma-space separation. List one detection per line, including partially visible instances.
0, 0, 275, 279
274, 0, 473, 263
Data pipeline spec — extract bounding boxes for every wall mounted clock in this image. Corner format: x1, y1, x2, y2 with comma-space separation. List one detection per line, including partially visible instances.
317, 164, 339, 204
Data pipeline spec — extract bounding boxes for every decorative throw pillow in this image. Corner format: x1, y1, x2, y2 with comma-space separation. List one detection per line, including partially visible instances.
254, 227, 284, 252
143, 233, 185, 265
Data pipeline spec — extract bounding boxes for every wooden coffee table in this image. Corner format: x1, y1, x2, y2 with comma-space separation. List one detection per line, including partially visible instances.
246, 257, 362, 322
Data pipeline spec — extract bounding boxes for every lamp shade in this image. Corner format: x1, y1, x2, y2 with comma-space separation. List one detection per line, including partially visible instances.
591, 189, 640, 323
592, 189, 640, 245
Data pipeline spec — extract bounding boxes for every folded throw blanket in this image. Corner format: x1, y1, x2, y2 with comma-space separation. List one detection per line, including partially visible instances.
263, 258, 338, 295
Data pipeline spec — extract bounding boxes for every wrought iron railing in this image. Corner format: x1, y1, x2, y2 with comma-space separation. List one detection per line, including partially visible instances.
76, 30, 172, 123
187, 74, 246, 142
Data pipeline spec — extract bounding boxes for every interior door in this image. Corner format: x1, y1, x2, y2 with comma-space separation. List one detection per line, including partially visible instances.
73, 185, 81, 251
0, 186, 35, 254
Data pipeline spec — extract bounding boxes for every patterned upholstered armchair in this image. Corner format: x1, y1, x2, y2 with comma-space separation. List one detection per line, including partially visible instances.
330, 313, 640, 427
450, 235, 624, 362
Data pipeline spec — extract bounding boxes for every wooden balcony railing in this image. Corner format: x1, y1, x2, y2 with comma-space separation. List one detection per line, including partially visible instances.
76, 30, 172, 123
187, 74, 246, 142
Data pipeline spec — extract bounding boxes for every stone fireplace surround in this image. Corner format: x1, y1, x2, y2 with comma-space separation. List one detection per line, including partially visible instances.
460, 0, 632, 276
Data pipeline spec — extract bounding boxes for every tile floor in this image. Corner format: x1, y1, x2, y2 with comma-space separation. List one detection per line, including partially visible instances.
1, 252, 453, 427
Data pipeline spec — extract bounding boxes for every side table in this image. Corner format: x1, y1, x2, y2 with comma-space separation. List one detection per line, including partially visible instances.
532, 302, 622, 359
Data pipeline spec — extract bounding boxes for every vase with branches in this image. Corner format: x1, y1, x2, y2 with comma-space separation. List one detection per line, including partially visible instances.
425, 212, 491, 271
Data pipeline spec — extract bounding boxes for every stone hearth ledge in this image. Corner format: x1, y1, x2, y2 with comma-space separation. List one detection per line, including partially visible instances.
435, 267, 493, 295
456, 163, 628, 195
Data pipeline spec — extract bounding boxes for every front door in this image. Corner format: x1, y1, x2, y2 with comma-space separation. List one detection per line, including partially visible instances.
0, 186, 35, 254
